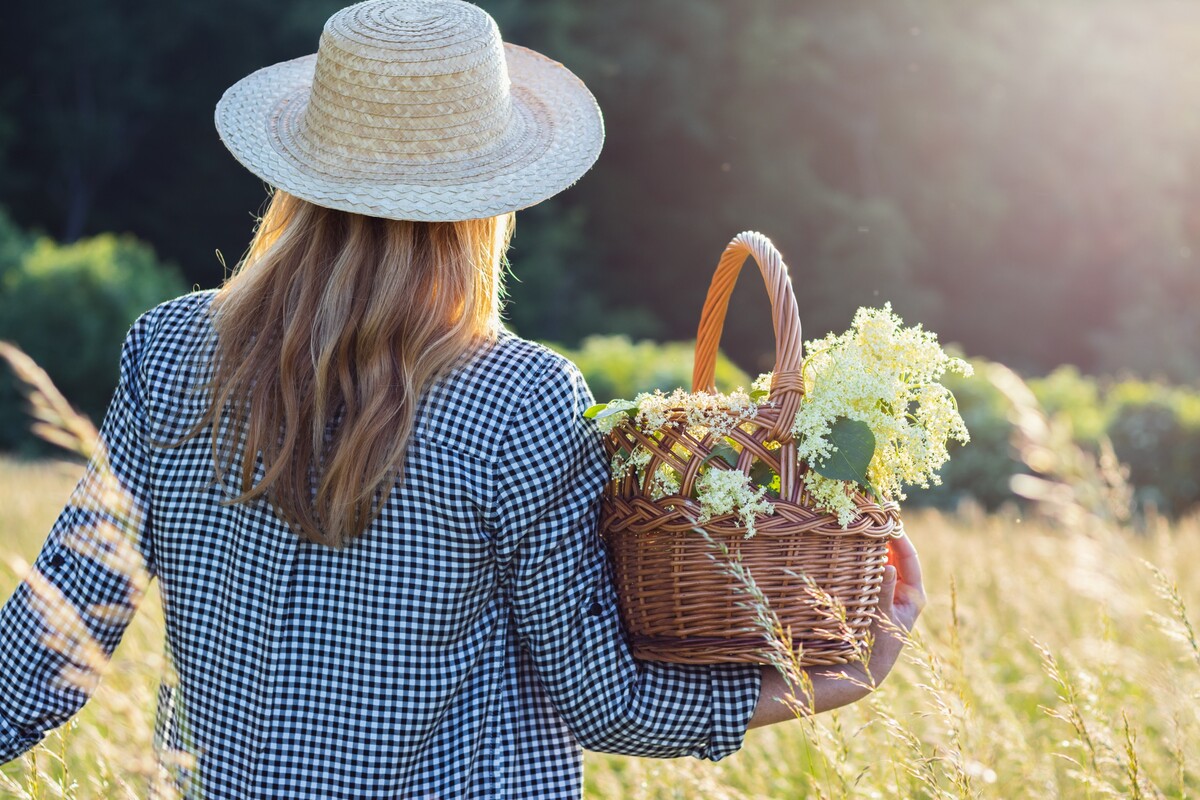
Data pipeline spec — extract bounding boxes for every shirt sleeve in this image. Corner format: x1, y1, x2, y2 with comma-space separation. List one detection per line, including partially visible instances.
495, 355, 761, 761
0, 312, 158, 765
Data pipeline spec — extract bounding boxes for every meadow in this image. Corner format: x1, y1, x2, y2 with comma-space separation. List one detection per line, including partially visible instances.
2, 453, 1199, 799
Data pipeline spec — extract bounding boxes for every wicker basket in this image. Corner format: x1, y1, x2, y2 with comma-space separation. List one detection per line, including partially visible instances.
600, 231, 902, 666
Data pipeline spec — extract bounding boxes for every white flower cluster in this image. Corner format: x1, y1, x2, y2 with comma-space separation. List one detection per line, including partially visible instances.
593, 389, 758, 438
594, 399, 637, 435
610, 445, 652, 483
591, 303, 971, 533
593, 387, 775, 536
790, 303, 972, 526
610, 446, 683, 505
632, 388, 761, 438
695, 467, 776, 538
648, 465, 681, 500
800, 471, 860, 528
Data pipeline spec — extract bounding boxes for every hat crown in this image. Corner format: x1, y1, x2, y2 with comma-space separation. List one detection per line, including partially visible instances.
302, 0, 513, 164
214, 0, 604, 221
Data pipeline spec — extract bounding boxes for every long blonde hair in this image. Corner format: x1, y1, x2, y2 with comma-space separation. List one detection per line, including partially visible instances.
196, 190, 513, 547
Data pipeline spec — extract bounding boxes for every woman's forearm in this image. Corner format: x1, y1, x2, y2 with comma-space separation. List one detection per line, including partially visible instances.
747, 661, 875, 728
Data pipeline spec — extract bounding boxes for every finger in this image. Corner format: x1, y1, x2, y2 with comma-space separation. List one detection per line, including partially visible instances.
876, 565, 897, 618
888, 534, 923, 591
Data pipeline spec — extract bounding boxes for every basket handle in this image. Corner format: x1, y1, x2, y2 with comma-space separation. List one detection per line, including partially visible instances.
692, 231, 804, 443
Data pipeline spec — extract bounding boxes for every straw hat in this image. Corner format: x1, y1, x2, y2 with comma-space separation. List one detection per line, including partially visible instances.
215, 0, 604, 222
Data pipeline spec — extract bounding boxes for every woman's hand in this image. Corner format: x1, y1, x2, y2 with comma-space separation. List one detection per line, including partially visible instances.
863, 532, 927, 687
748, 533, 926, 727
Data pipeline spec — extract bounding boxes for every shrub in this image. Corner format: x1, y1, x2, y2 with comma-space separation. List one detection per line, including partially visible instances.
0, 232, 187, 451
0, 208, 32, 280
912, 360, 1022, 511
1028, 365, 1108, 446
549, 335, 750, 403
1106, 397, 1200, 516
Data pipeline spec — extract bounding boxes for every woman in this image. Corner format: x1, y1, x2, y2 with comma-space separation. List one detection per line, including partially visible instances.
0, 1, 925, 797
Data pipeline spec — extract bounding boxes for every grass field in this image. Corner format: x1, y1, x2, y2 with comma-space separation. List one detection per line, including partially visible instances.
3, 456, 1200, 799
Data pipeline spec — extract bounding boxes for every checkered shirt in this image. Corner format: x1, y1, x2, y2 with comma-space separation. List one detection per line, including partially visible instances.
0, 291, 762, 798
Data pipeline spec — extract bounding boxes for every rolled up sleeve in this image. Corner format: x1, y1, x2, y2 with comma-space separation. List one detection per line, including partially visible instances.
495, 355, 761, 761
0, 312, 157, 764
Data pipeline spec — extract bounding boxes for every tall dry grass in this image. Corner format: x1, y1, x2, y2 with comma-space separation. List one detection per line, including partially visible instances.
0, 341, 174, 799
2, 345, 1200, 798
0, 456, 168, 799
7, 474, 1197, 798
583, 506, 1200, 798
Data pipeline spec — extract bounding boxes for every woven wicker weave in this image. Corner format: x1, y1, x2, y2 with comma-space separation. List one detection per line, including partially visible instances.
600, 232, 902, 666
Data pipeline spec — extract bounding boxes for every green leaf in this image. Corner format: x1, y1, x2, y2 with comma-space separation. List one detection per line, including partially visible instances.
749, 388, 770, 403
749, 460, 781, 497
584, 398, 636, 420
699, 441, 740, 470
813, 417, 875, 487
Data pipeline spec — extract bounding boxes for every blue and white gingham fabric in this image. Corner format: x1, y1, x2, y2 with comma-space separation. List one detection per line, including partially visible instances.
0, 291, 762, 799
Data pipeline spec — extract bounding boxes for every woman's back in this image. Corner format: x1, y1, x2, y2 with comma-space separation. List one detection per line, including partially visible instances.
16, 291, 756, 798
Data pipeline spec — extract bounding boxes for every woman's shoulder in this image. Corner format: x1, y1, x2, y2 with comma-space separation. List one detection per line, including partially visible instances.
145, 288, 217, 325
454, 329, 588, 404
118, 291, 218, 423
415, 330, 593, 453
128, 290, 218, 354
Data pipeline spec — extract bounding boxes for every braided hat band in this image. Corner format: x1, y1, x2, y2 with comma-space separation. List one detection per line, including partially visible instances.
215, 0, 604, 221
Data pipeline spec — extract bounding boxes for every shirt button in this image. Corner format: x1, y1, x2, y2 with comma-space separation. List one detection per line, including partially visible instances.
588, 601, 603, 617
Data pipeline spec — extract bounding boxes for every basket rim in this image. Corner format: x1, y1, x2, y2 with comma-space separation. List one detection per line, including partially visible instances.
601, 493, 904, 540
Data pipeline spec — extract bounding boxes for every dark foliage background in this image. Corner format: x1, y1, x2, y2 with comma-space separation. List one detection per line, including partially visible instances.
5, 0, 1200, 375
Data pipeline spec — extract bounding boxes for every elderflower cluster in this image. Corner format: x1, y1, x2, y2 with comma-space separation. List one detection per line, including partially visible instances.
695, 467, 776, 538
801, 471, 860, 528
791, 303, 971, 526
594, 399, 637, 435
636, 388, 762, 437
612, 448, 683, 503
610, 445, 653, 483
594, 388, 763, 439
589, 386, 778, 535
647, 465, 681, 500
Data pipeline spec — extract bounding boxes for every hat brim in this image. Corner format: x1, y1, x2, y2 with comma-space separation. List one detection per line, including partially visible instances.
215, 44, 604, 222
